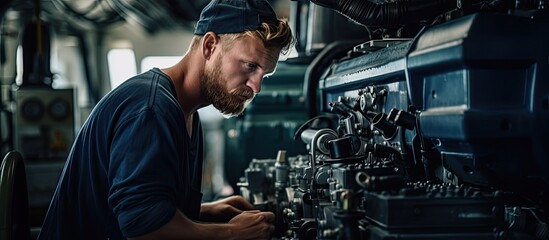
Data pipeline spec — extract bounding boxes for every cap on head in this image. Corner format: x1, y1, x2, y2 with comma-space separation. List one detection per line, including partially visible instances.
194, 0, 279, 35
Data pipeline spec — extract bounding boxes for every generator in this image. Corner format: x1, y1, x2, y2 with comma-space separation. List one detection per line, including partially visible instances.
238, 1, 549, 239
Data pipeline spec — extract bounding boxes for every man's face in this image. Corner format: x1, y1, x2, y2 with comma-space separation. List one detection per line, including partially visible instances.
201, 35, 280, 118
200, 52, 255, 118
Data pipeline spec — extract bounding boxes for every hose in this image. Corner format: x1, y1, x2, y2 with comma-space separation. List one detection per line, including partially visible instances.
311, 0, 464, 27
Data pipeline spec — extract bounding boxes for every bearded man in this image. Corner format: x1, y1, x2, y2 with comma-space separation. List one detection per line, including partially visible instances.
38, 0, 293, 239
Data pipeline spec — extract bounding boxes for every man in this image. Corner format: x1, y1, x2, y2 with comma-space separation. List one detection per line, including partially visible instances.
38, 0, 294, 239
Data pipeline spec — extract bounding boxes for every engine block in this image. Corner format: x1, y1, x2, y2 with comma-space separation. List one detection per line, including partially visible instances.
238, 11, 549, 240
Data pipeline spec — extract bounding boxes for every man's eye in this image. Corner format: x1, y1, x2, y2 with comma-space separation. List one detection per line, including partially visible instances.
246, 63, 258, 71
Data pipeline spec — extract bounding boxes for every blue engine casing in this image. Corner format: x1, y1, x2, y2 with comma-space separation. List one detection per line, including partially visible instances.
407, 13, 549, 188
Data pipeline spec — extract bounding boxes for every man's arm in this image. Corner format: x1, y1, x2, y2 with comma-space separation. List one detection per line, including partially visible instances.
128, 209, 274, 240
200, 195, 255, 222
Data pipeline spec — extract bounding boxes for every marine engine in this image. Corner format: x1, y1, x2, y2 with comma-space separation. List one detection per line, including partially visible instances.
238, 0, 549, 239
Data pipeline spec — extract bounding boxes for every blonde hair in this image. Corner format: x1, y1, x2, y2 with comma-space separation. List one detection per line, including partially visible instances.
190, 18, 294, 55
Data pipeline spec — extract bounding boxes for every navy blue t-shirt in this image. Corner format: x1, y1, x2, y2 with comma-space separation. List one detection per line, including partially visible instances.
38, 68, 204, 239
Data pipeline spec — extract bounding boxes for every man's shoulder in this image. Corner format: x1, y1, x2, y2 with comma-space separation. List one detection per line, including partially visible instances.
90, 68, 180, 123
109, 69, 175, 101
122, 68, 171, 89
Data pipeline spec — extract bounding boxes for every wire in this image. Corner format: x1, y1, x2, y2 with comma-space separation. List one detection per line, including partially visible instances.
293, 114, 336, 142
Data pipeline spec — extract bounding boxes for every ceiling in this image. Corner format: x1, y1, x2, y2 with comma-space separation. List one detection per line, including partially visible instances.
3, 0, 213, 33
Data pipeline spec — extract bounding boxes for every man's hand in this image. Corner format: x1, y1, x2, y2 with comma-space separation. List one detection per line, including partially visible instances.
200, 195, 255, 222
129, 209, 275, 240
228, 210, 275, 240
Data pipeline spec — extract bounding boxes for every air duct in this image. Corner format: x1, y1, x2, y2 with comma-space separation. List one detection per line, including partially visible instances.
310, 0, 462, 27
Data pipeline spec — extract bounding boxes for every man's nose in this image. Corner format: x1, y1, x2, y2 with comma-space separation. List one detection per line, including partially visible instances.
246, 75, 262, 93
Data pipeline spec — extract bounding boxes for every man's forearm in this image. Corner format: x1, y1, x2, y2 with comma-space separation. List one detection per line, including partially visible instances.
128, 208, 274, 240
128, 210, 231, 240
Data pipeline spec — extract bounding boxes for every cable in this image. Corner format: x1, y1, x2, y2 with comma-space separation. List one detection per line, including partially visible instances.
293, 114, 336, 142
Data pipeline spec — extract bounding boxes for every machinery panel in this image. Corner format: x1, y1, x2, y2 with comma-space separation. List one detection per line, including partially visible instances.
238, 10, 549, 240
13, 87, 76, 162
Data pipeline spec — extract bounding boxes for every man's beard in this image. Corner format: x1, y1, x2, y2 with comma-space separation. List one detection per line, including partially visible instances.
200, 54, 255, 118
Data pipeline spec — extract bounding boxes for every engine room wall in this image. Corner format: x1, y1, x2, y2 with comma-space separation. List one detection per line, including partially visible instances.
101, 22, 194, 93
0, 10, 19, 157
0, 10, 19, 86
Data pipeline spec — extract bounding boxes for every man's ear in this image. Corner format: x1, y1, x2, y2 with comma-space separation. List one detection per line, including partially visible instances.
202, 32, 219, 60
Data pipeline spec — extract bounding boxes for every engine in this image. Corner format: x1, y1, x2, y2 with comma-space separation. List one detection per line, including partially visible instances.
238, 1, 549, 239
